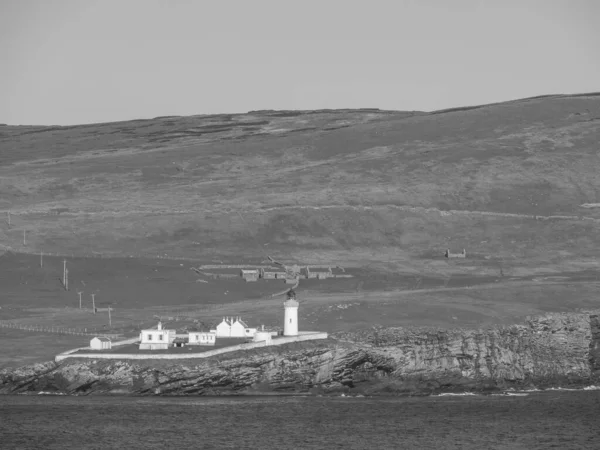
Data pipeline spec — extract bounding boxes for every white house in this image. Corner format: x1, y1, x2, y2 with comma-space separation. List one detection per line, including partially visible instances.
212, 317, 257, 338
90, 337, 112, 350
139, 321, 176, 350
188, 331, 216, 346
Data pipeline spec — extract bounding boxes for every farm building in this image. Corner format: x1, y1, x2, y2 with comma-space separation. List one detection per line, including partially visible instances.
188, 331, 216, 346
212, 317, 257, 338
445, 249, 467, 259
262, 271, 278, 279
306, 266, 333, 279
139, 321, 176, 350
90, 337, 111, 350
240, 269, 259, 282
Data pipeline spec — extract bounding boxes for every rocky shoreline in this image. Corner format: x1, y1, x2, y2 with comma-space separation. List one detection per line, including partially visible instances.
1, 311, 599, 396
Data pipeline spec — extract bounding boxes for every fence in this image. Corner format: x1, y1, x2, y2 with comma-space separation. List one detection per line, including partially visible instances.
0, 320, 121, 338
198, 265, 279, 270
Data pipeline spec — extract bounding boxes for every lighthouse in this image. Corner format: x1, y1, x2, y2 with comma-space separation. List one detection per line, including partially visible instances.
283, 291, 299, 336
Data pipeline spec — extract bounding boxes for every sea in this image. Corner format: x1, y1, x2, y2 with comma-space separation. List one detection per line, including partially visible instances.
1, 391, 600, 449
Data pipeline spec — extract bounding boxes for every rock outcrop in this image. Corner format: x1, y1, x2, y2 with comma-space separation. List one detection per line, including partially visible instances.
2, 311, 599, 396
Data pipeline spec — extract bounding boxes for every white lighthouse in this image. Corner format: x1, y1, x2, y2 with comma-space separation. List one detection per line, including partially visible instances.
283, 294, 299, 336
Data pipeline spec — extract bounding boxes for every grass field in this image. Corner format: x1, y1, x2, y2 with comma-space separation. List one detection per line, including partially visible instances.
2, 94, 600, 368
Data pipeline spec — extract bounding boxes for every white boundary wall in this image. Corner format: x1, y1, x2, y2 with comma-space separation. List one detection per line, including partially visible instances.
54, 337, 141, 362
55, 332, 328, 362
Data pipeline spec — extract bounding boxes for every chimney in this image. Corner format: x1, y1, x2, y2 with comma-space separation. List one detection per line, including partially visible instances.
157, 321, 162, 330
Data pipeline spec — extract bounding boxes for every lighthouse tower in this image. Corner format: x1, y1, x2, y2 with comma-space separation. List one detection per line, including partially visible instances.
283, 291, 299, 336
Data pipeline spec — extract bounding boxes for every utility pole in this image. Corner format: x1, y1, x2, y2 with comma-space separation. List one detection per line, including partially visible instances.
77, 291, 83, 309
108, 306, 112, 327
65, 268, 69, 291
40, 251, 43, 268
23, 229, 26, 246
63, 260, 67, 290
91, 294, 96, 313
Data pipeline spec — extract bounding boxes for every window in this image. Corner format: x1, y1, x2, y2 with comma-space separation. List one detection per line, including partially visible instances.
148, 334, 152, 341
159, 335, 163, 341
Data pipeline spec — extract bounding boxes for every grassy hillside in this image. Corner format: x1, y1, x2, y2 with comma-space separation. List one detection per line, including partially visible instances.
2, 94, 600, 276
2, 94, 600, 367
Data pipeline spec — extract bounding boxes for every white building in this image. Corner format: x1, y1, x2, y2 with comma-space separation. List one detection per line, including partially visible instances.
188, 331, 216, 346
253, 330, 273, 345
253, 325, 274, 345
90, 336, 112, 350
212, 317, 257, 338
139, 321, 176, 350
284, 298, 299, 336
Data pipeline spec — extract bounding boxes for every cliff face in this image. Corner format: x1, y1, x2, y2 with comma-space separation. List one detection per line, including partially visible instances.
2, 311, 599, 396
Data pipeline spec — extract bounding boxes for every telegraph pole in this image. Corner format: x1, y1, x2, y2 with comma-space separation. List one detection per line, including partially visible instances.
65, 268, 69, 291
108, 306, 112, 327
78, 291, 83, 309
23, 229, 26, 246
40, 251, 43, 268
63, 260, 67, 288
91, 294, 96, 313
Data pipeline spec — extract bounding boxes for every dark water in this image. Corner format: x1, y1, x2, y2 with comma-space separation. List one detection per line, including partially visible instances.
1, 392, 600, 449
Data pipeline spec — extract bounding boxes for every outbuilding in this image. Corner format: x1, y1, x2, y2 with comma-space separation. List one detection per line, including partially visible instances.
241, 269, 259, 282
90, 337, 112, 350
172, 337, 187, 348
253, 330, 273, 346
188, 331, 216, 346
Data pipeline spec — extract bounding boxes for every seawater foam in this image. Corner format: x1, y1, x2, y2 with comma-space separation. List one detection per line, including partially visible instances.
518, 386, 600, 393
492, 392, 529, 397
437, 392, 478, 397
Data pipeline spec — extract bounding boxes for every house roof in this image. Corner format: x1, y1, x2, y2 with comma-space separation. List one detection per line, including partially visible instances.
93, 337, 111, 342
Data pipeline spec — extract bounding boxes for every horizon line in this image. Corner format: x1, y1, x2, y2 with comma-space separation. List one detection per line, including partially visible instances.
2, 90, 599, 128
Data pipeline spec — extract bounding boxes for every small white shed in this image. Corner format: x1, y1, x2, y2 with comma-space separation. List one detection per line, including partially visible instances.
90, 336, 112, 350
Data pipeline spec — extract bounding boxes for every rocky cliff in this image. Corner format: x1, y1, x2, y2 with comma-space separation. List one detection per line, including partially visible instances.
2, 310, 599, 396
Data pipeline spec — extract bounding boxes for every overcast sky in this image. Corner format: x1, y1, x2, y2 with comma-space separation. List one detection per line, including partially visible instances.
1, 0, 599, 125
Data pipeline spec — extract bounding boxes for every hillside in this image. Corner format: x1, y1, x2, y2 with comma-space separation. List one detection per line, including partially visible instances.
2, 94, 600, 369
1, 94, 600, 277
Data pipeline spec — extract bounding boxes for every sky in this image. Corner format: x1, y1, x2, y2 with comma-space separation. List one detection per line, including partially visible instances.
1, 0, 599, 125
